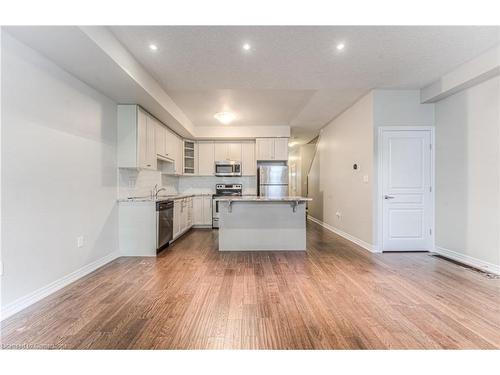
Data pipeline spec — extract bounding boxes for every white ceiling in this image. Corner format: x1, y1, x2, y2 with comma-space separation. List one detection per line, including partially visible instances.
110, 26, 499, 141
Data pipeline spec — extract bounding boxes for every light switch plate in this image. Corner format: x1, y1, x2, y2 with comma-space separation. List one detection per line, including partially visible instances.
77, 236, 84, 248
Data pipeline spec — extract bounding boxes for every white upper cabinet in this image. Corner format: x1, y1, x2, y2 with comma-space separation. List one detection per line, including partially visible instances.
198, 142, 215, 175
174, 135, 183, 175
256, 138, 289, 161
118, 106, 288, 173
214, 142, 242, 161
214, 142, 227, 161
137, 108, 148, 168
273, 138, 289, 161
145, 115, 157, 169
165, 128, 177, 161
229, 143, 242, 161
241, 142, 256, 176
154, 119, 166, 158
118, 105, 157, 170
255, 138, 275, 161
183, 140, 197, 175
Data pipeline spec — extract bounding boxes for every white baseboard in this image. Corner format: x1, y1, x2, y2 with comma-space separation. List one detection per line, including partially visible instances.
434, 246, 500, 275
1, 251, 120, 321
307, 215, 379, 253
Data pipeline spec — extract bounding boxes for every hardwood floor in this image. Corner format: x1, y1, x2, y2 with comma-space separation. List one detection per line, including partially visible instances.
2, 222, 500, 349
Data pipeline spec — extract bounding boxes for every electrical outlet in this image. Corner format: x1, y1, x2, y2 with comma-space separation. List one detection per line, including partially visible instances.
77, 236, 84, 248
363, 175, 369, 183
335, 211, 342, 219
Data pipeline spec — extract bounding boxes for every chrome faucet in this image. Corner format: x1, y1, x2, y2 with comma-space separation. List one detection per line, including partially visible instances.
151, 184, 167, 200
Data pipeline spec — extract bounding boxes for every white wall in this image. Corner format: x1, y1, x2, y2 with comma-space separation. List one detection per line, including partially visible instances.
1, 33, 119, 309
308, 92, 375, 244
373, 90, 435, 127
421, 45, 500, 103
435, 76, 500, 267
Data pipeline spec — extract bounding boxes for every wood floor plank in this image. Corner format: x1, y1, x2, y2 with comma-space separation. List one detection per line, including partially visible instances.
1, 222, 499, 349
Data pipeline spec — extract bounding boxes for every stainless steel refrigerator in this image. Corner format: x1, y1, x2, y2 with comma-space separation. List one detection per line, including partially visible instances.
258, 165, 289, 197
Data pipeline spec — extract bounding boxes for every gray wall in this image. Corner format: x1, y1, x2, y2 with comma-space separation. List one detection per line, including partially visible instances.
307, 92, 374, 244
308, 89, 435, 248
435, 76, 500, 266
1, 33, 119, 308
300, 144, 316, 197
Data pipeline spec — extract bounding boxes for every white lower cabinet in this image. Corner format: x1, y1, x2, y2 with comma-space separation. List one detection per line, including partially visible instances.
202, 196, 212, 225
187, 197, 193, 228
122, 196, 210, 252
173, 199, 182, 239
193, 195, 213, 226
180, 199, 188, 233
173, 197, 195, 241
193, 196, 203, 224
119, 201, 157, 257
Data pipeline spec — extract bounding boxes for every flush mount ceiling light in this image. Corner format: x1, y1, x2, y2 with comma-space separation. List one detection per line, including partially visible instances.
288, 142, 298, 148
336, 43, 345, 51
214, 111, 236, 124
149, 44, 158, 51
242, 43, 251, 51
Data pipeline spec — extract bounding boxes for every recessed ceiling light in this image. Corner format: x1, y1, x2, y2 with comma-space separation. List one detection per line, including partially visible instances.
242, 43, 251, 51
336, 43, 345, 51
214, 111, 236, 124
149, 44, 158, 51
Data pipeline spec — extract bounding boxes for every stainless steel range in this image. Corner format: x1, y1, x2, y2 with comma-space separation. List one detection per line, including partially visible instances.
212, 183, 242, 228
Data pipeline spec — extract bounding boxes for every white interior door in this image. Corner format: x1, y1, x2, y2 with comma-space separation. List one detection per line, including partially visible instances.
381, 129, 433, 251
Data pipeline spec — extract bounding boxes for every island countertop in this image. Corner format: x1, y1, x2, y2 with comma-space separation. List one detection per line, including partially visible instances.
214, 196, 311, 202
216, 196, 311, 251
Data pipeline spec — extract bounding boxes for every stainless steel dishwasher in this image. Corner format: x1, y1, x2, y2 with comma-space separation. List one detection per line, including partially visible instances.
156, 200, 174, 253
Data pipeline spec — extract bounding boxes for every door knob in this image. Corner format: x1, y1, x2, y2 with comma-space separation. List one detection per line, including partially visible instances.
384, 195, 395, 200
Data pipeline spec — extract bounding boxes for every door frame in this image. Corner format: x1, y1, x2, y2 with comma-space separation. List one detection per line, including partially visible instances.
376, 126, 435, 252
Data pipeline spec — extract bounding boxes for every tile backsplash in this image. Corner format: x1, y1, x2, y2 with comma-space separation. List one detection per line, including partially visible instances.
118, 169, 257, 198
178, 176, 257, 195
118, 169, 178, 199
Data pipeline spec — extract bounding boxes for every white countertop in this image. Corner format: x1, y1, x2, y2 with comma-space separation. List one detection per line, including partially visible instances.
118, 193, 212, 203
214, 196, 311, 202
119, 194, 311, 203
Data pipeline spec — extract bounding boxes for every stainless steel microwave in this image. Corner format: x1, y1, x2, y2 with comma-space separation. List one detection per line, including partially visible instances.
215, 161, 241, 177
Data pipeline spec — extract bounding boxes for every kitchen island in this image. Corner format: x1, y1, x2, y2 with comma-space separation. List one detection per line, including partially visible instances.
215, 196, 312, 251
